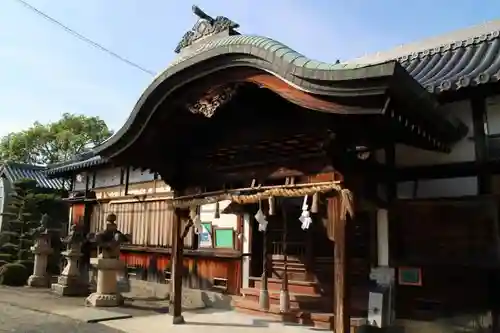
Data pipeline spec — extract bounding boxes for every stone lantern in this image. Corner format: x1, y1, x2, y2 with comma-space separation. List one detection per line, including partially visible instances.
51, 223, 88, 296
28, 214, 53, 288
85, 213, 130, 307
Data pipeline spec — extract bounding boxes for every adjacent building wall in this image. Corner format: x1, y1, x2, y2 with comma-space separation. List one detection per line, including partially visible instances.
390, 96, 496, 330
395, 100, 476, 168
486, 95, 500, 135
0, 177, 14, 232
394, 99, 478, 199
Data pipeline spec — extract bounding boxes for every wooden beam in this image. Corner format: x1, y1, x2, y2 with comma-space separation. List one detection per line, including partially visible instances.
170, 207, 185, 324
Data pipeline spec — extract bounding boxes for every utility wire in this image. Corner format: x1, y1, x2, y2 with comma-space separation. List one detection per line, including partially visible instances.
12, 0, 156, 76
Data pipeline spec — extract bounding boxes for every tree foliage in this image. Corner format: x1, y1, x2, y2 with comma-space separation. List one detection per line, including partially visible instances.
0, 113, 113, 165
0, 179, 67, 264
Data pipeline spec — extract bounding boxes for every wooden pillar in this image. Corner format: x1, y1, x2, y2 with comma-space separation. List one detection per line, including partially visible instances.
259, 226, 270, 310
280, 203, 290, 312
333, 201, 350, 333
305, 223, 314, 281
490, 198, 500, 333
171, 207, 185, 324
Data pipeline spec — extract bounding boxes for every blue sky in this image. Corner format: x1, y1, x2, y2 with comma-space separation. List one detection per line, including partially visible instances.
0, 0, 499, 137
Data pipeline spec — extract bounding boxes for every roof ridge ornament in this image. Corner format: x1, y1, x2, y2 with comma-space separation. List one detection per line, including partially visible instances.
174, 5, 240, 54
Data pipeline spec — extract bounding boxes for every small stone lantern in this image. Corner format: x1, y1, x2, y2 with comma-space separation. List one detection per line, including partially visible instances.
85, 213, 130, 307
51, 223, 88, 296
28, 214, 53, 288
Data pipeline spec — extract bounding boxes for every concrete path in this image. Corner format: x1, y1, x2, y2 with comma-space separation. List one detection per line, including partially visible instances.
0, 303, 124, 333
0, 286, 330, 333
101, 309, 331, 333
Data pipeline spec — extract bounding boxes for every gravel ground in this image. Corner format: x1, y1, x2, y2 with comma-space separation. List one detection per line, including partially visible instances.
0, 303, 125, 333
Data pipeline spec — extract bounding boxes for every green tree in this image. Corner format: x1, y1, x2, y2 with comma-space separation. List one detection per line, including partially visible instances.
0, 179, 41, 262
0, 113, 113, 165
0, 179, 67, 284
0, 179, 67, 264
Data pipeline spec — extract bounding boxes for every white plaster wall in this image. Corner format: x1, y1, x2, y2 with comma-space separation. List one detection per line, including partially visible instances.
397, 176, 478, 199
94, 167, 121, 188
376, 209, 389, 266
242, 213, 251, 288
199, 200, 238, 230
395, 100, 475, 166
486, 95, 500, 134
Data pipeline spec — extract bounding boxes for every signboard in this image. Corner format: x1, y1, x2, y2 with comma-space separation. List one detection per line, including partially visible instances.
94, 181, 172, 200
214, 228, 234, 249
398, 267, 422, 286
198, 222, 213, 248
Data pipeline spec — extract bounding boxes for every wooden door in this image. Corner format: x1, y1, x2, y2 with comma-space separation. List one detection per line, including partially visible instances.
71, 203, 85, 225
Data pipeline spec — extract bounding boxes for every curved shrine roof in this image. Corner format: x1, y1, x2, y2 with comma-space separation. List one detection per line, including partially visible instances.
50, 10, 500, 176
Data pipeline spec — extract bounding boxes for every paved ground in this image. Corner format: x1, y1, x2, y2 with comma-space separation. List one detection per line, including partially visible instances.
102, 309, 330, 333
0, 285, 170, 317
0, 286, 326, 333
0, 303, 125, 333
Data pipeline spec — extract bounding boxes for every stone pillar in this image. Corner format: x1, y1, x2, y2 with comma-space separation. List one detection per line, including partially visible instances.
85, 213, 129, 307
28, 232, 53, 288
52, 224, 88, 296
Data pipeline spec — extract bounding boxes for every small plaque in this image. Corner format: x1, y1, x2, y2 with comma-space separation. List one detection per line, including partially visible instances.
198, 222, 213, 248
398, 267, 422, 286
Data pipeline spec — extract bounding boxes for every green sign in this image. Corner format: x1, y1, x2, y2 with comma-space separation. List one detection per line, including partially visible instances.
214, 228, 234, 248
399, 267, 422, 286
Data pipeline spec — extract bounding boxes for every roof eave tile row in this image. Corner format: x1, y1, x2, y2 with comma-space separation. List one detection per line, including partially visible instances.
45, 154, 106, 176
398, 30, 500, 93
0, 162, 66, 189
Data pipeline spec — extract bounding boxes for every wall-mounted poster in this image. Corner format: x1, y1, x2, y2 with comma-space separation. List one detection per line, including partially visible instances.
198, 222, 213, 248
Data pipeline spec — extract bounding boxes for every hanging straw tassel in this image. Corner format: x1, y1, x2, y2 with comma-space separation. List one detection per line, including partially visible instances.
214, 201, 220, 219
311, 192, 319, 213
268, 196, 275, 216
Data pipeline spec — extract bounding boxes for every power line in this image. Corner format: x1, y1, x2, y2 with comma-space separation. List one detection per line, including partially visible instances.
12, 0, 156, 76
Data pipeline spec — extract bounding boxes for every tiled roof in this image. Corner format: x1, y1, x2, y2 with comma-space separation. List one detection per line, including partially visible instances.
0, 162, 65, 189
347, 20, 500, 93
47, 22, 500, 175
46, 154, 107, 176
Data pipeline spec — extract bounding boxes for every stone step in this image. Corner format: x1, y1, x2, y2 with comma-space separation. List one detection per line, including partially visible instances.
240, 287, 328, 311
232, 297, 367, 331
232, 296, 334, 329
252, 278, 326, 295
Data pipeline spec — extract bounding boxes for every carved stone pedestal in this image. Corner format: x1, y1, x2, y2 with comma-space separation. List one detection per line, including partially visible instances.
28, 233, 53, 288
85, 213, 129, 307
52, 242, 88, 296
52, 275, 88, 296
85, 256, 125, 307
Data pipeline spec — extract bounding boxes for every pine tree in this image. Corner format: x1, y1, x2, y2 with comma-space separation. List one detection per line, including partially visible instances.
0, 179, 41, 262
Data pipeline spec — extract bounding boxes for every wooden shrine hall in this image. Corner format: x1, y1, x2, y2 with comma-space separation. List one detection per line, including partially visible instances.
89, 6, 467, 332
